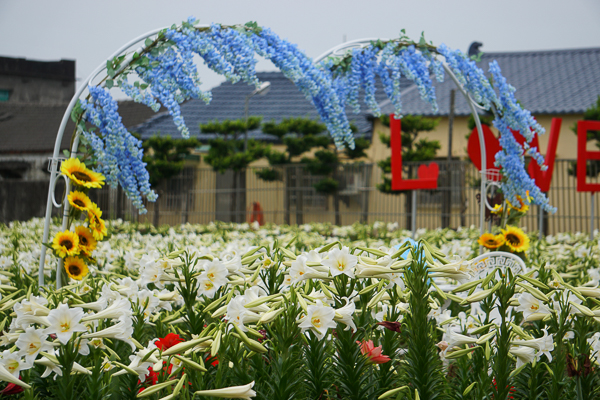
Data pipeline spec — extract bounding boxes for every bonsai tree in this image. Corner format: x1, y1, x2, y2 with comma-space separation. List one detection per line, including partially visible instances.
377, 114, 440, 229
259, 117, 369, 225
199, 117, 268, 223
301, 134, 370, 225
142, 134, 199, 226
258, 117, 329, 224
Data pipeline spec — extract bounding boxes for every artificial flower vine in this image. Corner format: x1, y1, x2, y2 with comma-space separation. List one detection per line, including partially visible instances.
68, 17, 554, 214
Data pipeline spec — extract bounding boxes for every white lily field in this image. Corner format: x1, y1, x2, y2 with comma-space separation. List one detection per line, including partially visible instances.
2, 13, 598, 400
0, 217, 598, 399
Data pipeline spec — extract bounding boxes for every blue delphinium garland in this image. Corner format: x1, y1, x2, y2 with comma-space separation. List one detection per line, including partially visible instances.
319, 39, 553, 212
75, 17, 554, 213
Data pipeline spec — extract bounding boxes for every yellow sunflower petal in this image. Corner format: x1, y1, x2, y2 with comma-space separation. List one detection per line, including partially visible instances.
61, 158, 105, 189
75, 225, 97, 255
64, 256, 89, 280
501, 226, 530, 253
52, 230, 80, 258
68, 191, 93, 212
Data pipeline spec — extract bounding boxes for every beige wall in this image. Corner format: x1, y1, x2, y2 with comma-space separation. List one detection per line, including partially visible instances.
366, 114, 584, 163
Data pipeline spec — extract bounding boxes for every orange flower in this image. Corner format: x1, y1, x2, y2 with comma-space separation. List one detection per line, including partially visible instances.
357, 340, 390, 364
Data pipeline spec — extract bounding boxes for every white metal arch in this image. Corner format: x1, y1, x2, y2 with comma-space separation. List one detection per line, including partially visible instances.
39, 31, 492, 288
314, 39, 489, 243
38, 25, 211, 288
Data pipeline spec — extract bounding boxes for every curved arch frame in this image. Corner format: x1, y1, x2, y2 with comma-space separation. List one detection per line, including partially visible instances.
315, 39, 489, 243
40, 33, 493, 288
38, 25, 208, 288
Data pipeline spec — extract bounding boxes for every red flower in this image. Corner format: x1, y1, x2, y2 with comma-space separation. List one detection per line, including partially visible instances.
357, 340, 391, 364
0, 382, 24, 395
155, 333, 184, 351
206, 355, 219, 367
137, 368, 159, 393
376, 321, 401, 333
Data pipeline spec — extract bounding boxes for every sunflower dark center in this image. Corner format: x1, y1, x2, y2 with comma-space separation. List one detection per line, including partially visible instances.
506, 233, 520, 245
486, 239, 497, 245
68, 264, 81, 276
60, 240, 73, 250
79, 236, 88, 246
72, 171, 92, 182
73, 199, 86, 207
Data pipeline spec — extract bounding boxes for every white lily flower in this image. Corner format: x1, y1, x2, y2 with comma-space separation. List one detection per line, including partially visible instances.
14, 296, 50, 316
444, 329, 478, 350
81, 298, 132, 322
298, 300, 336, 340
43, 304, 87, 345
334, 298, 356, 331
512, 329, 555, 361
36, 356, 62, 379
0, 350, 32, 378
509, 346, 536, 368
321, 247, 357, 279
0, 362, 31, 388
81, 316, 135, 350
289, 255, 323, 284
15, 326, 54, 364
225, 296, 249, 332
516, 293, 551, 321
203, 258, 229, 286
126, 353, 154, 381
194, 381, 256, 399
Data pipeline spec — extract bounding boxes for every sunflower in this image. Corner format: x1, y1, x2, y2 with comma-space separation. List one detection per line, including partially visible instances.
87, 203, 107, 241
490, 204, 504, 215
64, 256, 89, 280
478, 233, 505, 249
52, 230, 80, 258
68, 191, 93, 212
75, 225, 97, 255
506, 191, 531, 213
61, 158, 105, 189
501, 226, 530, 253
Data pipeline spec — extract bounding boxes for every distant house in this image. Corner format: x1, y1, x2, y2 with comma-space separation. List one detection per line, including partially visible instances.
133, 47, 600, 165
128, 46, 600, 229
0, 56, 163, 180
0, 56, 164, 222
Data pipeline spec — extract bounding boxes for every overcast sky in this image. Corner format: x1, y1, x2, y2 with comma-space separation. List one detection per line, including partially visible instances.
1, 0, 599, 93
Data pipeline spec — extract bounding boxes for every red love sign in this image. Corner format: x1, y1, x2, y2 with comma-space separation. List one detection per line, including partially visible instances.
390, 114, 439, 190
417, 163, 439, 181
577, 120, 600, 192
466, 119, 561, 191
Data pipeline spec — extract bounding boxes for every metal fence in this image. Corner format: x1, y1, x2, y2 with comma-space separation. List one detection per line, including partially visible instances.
94, 159, 600, 235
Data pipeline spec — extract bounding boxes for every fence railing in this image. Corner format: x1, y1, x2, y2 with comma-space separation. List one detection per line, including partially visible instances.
93, 159, 600, 235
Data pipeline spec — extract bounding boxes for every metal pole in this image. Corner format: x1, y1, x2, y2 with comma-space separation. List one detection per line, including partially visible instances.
592, 193, 595, 240
442, 64, 487, 253
538, 205, 544, 240
442, 89, 456, 228
412, 190, 417, 239
244, 95, 250, 152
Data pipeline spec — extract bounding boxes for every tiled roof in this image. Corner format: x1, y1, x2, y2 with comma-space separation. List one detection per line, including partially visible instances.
0, 104, 74, 153
0, 101, 163, 154
133, 71, 402, 141
380, 47, 600, 116
135, 47, 600, 140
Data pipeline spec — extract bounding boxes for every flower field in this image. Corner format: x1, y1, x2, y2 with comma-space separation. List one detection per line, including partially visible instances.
0, 218, 598, 399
